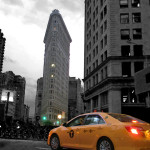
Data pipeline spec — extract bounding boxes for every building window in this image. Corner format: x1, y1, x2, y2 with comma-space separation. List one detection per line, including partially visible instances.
122, 62, 131, 77
132, 13, 141, 23
129, 88, 137, 103
101, 54, 103, 62
101, 39, 103, 49
89, 66, 91, 73
101, 25, 103, 34
121, 45, 130, 56
101, 92, 108, 106
86, 57, 88, 64
93, 11, 95, 20
104, 20, 107, 31
101, 69, 103, 80
105, 66, 107, 78
86, 69, 88, 75
133, 28, 142, 39
93, 36, 95, 45
96, 7, 98, 15
104, 51, 107, 59
121, 29, 130, 40
96, 19, 98, 28
51, 74, 54, 78
134, 62, 143, 73
101, 11, 103, 21
132, 0, 140, 7
146, 73, 150, 83
121, 88, 128, 103
96, 45, 98, 54
104, 35, 107, 46
89, 54, 91, 62
51, 64, 55, 67
120, 0, 128, 8
93, 24, 95, 31
104, 5, 107, 16
100, 0, 103, 7
96, 73, 98, 84
93, 62, 95, 70
96, 32, 98, 41
96, 59, 98, 67
133, 45, 143, 56
93, 76, 95, 86
120, 13, 129, 24
89, 79, 91, 88
93, 49, 95, 58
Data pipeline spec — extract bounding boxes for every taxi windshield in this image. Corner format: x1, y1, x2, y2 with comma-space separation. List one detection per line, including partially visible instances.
108, 113, 146, 123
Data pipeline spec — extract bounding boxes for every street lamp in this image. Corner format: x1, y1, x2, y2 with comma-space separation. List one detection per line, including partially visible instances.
57, 114, 62, 126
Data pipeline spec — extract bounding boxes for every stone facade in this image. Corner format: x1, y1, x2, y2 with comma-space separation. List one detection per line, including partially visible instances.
68, 77, 84, 120
0, 29, 5, 73
83, 0, 150, 121
35, 77, 43, 120
0, 71, 26, 120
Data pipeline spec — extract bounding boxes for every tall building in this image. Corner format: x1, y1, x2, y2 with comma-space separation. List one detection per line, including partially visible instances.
35, 77, 43, 120
0, 29, 5, 73
14, 75, 26, 120
83, 0, 150, 120
0, 71, 26, 120
41, 9, 72, 124
68, 77, 84, 120
24, 104, 30, 122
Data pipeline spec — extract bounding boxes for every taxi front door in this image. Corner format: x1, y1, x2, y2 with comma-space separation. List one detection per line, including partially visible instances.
60, 115, 86, 148
60, 126, 79, 149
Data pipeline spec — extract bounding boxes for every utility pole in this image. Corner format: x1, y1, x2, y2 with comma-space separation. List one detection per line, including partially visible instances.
5, 92, 10, 117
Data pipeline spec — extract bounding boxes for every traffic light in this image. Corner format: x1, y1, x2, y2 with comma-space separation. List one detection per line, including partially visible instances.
42, 116, 47, 121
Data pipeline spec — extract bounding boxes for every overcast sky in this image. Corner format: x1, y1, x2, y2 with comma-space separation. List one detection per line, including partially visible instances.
0, 0, 84, 117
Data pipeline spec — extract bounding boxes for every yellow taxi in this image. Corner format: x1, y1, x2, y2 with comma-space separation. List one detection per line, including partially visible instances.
47, 112, 150, 150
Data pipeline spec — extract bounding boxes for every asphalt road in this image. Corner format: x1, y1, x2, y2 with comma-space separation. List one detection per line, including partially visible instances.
0, 138, 51, 150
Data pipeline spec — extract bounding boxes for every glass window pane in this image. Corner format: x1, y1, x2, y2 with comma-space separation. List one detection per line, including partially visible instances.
120, 0, 128, 8
120, 14, 129, 24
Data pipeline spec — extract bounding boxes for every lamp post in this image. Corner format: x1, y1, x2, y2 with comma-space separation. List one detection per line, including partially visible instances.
57, 114, 62, 126
5, 92, 10, 118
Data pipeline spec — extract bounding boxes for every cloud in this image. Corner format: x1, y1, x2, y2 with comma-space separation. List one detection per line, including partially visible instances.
1, 0, 85, 117
4, 56, 17, 64
32, 0, 50, 12
58, 0, 84, 14
3, 0, 24, 6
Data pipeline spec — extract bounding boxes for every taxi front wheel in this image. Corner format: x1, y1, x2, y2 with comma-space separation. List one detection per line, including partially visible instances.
50, 134, 62, 150
97, 137, 114, 150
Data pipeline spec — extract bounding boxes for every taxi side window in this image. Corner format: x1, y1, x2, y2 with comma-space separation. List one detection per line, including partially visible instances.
67, 116, 86, 127
84, 115, 105, 125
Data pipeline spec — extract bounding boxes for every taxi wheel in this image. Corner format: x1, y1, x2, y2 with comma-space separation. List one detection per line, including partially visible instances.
97, 137, 114, 150
50, 134, 62, 150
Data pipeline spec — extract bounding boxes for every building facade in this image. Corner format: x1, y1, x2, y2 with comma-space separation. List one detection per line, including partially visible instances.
0, 29, 5, 73
0, 71, 26, 120
83, 0, 150, 121
68, 77, 84, 120
24, 104, 30, 122
41, 9, 72, 124
35, 77, 43, 120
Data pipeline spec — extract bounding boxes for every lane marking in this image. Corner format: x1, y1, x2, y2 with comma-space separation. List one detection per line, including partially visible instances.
35, 147, 50, 150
